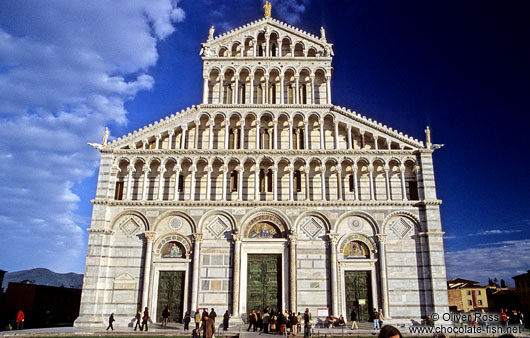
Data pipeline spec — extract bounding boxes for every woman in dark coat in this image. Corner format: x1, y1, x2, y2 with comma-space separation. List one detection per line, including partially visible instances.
223, 310, 230, 331
184, 311, 191, 330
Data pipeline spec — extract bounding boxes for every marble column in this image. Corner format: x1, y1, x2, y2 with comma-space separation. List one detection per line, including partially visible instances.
353, 164, 359, 200
208, 118, 214, 149
202, 76, 208, 104
189, 165, 197, 200
264, 76, 269, 104
157, 167, 166, 200
334, 121, 339, 149
319, 118, 325, 149
326, 75, 332, 104
256, 120, 261, 149
304, 166, 310, 201
232, 232, 242, 316
272, 164, 278, 200
273, 118, 278, 149
288, 119, 293, 149
289, 233, 297, 312
224, 121, 229, 149
280, 75, 285, 104
328, 233, 339, 316
254, 167, 260, 200
234, 75, 239, 104
347, 127, 352, 149
206, 165, 212, 200
374, 136, 379, 150
265, 34, 270, 57
126, 165, 134, 200
240, 119, 245, 149
190, 233, 203, 312
194, 120, 200, 149
310, 75, 315, 104
377, 234, 390, 318
155, 135, 161, 150
303, 119, 309, 149
168, 130, 174, 150
141, 164, 150, 200
368, 164, 375, 200
336, 167, 342, 201
288, 165, 294, 201
174, 166, 181, 200
143, 139, 148, 150
321, 165, 326, 201
360, 132, 365, 149
181, 125, 187, 149
384, 165, 391, 201
238, 164, 244, 201
219, 75, 224, 104
294, 75, 300, 104
400, 165, 407, 201
141, 231, 157, 310
249, 75, 254, 104
222, 165, 228, 200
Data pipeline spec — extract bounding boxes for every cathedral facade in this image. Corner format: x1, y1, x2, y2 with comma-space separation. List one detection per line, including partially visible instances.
75, 13, 449, 327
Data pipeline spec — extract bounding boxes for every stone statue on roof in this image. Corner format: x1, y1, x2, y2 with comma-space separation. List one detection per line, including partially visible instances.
264, 1, 272, 18
320, 27, 326, 41
102, 127, 109, 145
208, 26, 215, 41
425, 126, 432, 148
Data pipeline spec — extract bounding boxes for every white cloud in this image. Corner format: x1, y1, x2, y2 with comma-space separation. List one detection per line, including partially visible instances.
444, 228, 523, 240
0, 0, 185, 273
445, 239, 530, 286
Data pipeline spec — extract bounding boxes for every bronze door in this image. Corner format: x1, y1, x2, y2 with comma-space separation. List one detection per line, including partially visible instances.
344, 271, 372, 322
157, 271, 185, 323
247, 254, 281, 312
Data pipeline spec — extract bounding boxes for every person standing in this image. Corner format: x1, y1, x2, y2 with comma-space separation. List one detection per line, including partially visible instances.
304, 308, 311, 326
270, 312, 277, 333
134, 310, 142, 331
372, 308, 379, 329
257, 310, 262, 331
262, 310, 270, 334
202, 309, 209, 325
142, 307, 149, 331
162, 306, 170, 326
223, 310, 230, 331
15, 310, 24, 330
209, 308, 217, 323
199, 314, 216, 338
297, 312, 302, 332
247, 310, 257, 332
184, 311, 191, 331
290, 311, 298, 336
106, 313, 115, 331
378, 309, 384, 328
194, 309, 202, 330
350, 308, 358, 330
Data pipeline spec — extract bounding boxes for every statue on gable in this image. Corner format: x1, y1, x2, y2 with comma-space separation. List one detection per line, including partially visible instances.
102, 127, 109, 145
208, 26, 215, 41
320, 27, 326, 41
200, 43, 215, 57
425, 126, 432, 148
264, 1, 272, 18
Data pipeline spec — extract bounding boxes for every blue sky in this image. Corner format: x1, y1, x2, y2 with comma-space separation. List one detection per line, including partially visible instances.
0, 0, 529, 286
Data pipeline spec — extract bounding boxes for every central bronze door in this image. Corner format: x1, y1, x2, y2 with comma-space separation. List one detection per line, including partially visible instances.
157, 271, 185, 323
247, 254, 281, 312
345, 271, 372, 322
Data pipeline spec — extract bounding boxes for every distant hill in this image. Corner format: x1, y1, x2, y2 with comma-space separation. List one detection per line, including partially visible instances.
2, 268, 83, 290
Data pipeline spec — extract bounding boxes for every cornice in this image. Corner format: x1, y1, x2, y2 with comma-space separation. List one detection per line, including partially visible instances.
111, 148, 417, 156
91, 198, 440, 208
200, 104, 334, 110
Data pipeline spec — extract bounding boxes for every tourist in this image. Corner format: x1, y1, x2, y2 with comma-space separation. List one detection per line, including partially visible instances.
337, 315, 345, 327
202, 309, 209, 324
142, 307, 149, 331
378, 325, 402, 338
517, 310, 524, 326
162, 306, 170, 326
106, 313, 115, 331
134, 310, 142, 331
199, 314, 216, 338
278, 310, 286, 334
372, 308, 380, 329
15, 310, 24, 330
209, 308, 217, 323
350, 308, 358, 330
262, 309, 270, 334
379, 309, 384, 328
500, 309, 508, 328
327, 314, 335, 328
194, 309, 201, 330
304, 321, 311, 338
291, 311, 299, 335
223, 310, 230, 331
257, 310, 262, 331
468, 311, 477, 328
297, 312, 302, 332
304, 308, 311, 325
270, 312, 277, 333
247, 309, 257, 332
184, 311, 191, 330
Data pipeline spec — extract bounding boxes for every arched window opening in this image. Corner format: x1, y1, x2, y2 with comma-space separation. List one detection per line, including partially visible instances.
348, 174, 354, 192
230, 170, 238, 192
272, 44, 276, 56
288, 85, 294, 104
226, 84, 232, 104
271, 84, 276, 104
262, 129, 270, 149
299, 128, 305, 149
266, 169, 273, 192
178, 174, 184, 192
258, 45, 264, 56
240, 85, 246, 104
259, 169, 266, 192
301, 84, 307, 104
257, 85, 263, 104
294, 170, 302, 192
114, 181, 124, 200
229, 128, 235, 149
407, 181, 419, 200
292, 129, 298, 149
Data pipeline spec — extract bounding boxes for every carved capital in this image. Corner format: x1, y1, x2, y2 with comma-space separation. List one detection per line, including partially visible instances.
231, 231, 242, 242
158, 167, 166, 174
193, 233, 203, 242
143, 164, 150, 172
206, 165, 213, 173
127, 165, 135, 173
221, 165, 228, 173
376, 234, 387, 243
181, 124, 188, 131
190, 165, 197, 173
144, 231, 157, 242
327, 232, 339, 244
288, 165, 295, 173
384, 165, 390, 173
168, 129, 175, 136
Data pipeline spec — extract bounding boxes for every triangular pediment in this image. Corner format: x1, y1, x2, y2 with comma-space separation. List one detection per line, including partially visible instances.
103, 105, 424, 151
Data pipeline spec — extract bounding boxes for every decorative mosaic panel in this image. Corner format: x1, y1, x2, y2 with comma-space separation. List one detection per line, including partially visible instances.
349, 218, 363, 231
300, 217, 324, 239
206, 215, 230, 238
119, 216, 142, 237
168, 216, 183, 231
390, 217, 413, 239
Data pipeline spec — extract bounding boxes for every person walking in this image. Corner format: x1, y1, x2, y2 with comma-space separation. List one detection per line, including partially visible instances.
263, 310, 270, 334
209, 308, 217, 323
15, 310, 24, 330
247, 309, 257, 332
199, 314, 216, 338
106, 313, 115, 331
194, 309, 202, 330
162, 306, 170, 326
223, 310, 230, 331
184, 311, 191, 331
142, 307, 149, 331
134, 310, 142, 331
350, 308, 358, 330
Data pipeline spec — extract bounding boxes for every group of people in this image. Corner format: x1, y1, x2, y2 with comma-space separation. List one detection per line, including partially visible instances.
499, 309, 525, 327
370, 308, 385, 329
247, 307, 312, 337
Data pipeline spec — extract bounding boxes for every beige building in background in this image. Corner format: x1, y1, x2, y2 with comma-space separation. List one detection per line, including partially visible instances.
75, 10, 449, 328
447, 278, 488, 312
